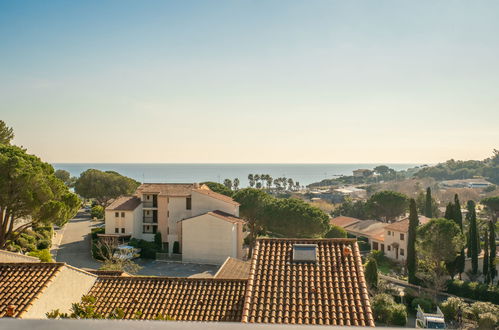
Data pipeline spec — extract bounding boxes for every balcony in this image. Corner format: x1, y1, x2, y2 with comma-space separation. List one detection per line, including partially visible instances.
142, 201, 157, 208
143, 216, 158, 224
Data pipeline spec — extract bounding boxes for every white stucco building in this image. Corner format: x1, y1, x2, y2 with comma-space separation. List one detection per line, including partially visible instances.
104, 183, 245, 264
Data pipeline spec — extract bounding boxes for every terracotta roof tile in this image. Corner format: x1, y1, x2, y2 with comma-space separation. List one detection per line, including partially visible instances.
215, 257, 251, 279
88, 277, 247, 321
0, 263, 64, 318
241, 238, 374, 327
135, 183, 197, 197
193, 188, 240, 206
343, 220, 388, 241
106, 196, 141, 211
385, 215, 431, 233
330, 216, 361, 228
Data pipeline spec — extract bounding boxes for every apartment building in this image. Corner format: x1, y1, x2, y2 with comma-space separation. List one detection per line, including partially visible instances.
104, 183, 242, 263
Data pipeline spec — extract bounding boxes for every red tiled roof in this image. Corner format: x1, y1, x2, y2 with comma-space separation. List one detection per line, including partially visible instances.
241, 238, 374, 326
0, 263, 64, 318
193, 188, 240, 206
135, 183, 197, 197
330, 216, 361, 228
215, 257, 251, 279
88, 277, 247, 321
343, 220, 388, 241
385, 215, 431, 233
106, 196, 141, 211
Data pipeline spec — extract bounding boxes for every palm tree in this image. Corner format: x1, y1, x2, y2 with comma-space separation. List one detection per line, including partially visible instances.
233, 178, 240, 191
254, 175, 261, 188
223, 179, 232, 190
288, 178, 294, 191
266, 175, 273, 190
248, 174, 255, 188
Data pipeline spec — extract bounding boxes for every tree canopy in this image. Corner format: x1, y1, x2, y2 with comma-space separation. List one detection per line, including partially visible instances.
74, 169, 140, 206
324, 225, 347, 238
407, 198, 419, 284
201, 181, 233, 197
0, 145, 80, 248
367, 191, 409, 222
0, 120, 14, 145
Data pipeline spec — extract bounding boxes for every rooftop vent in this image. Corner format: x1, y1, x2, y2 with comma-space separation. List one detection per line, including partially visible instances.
292, 244, 318, 263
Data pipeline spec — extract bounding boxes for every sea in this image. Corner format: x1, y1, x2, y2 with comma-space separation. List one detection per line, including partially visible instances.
52, 163, 420, 187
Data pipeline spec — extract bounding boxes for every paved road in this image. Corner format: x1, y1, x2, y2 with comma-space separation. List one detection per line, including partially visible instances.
55, 210, 101, 269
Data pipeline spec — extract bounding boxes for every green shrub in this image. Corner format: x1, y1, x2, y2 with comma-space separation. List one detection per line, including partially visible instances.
173, 241, 180, 254
91, 227, 105, 239
357, 240, 371, 252
446, 279, 499, 304
372, 294, 395, 324
28, 249, 53, 262
439, 297, 467, 322
37, 240, 51, 250
90, 205, 104, 219
324, 225, 347, 238
478, 312, 498, 329
411, 297, 433, 313
389, 304, 407, 326
129, 238, 160, 259
154, 232, 163, 250
469, 301, 499, 322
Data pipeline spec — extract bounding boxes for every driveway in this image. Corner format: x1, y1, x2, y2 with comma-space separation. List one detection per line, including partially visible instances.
55, 210, 101, 269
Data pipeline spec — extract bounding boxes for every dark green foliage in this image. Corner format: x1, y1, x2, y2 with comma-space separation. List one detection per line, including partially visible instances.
75, 169, 140, 206
173, 241, 180, 254
264, 198, 330, 237
9, 227, 53, 253
37, 240, 50, 250
200, 181, 233, 197
453, 195, 465, 277
331, 199, 369, 219
129, 238, 162, 259
444, 202, 454, 220
411, 298, 434, 313
28, 249, 53, 262
324, 225, 347, 238
154, 232, 163, 250
366, 191, 409, 222
0, 120, 14, 144
90, 205, 104, 219
357, 240, 371, 252
365, 258, 378, 290
407, 199, 419, 284
466, 201, 479, 274
371, 294, 407, 326
424, 187, 433, 218
446, 280, 499, 304
483, 228, 490, 283
488, 221, 496, 283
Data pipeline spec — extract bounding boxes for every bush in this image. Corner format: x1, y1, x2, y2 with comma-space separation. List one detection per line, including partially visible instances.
154, 232, 163, 250
28, 249, 53, 262
37, 240, 51, 250
173, 241, 180, 254
90, 205, 104, 219
411, 297, 433, 313
357, 240, 371, 252
324, 225, 347, 238
446, 279, 499, 304
364, 258, 378, 291
390, 304, 407, 326
469, 301, 499, 322
478, 312, 498, 329
91, 227, 105, 239
440, 297, 467, 322
129, 238, 161, 259
369, 250, 386, 264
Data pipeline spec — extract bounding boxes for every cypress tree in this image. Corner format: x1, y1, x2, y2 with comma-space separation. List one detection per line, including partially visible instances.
444, 202, 454, 220
466, 201, 479, 274
407, 199, 419, 284
453, 195, 465, 277
489, 221, 497, 283
483, 228, 490, 284
424, 187, 433, 218
365, 258, 378, 291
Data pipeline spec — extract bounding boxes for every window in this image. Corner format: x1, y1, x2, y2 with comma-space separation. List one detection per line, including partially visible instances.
387, 230, 391, 236
121, 228, 125, 234
121, 212, 125, 218
400, 248, 405, 256
147, 195, 150, 200
115, 228, 119, 233
292, 244, 317, 262
146, 210, 150, 215
387, 245, 391, 251
115, 212, 119, 217
186, 197, 192, 210
373, 242, 379, 250
400, 233, 405, 241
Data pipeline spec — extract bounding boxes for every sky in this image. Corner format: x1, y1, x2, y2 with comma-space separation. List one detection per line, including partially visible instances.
1, 1, 498, 163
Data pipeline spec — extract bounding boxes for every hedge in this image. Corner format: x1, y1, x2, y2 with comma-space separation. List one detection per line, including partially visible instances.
446, 279, 499, 304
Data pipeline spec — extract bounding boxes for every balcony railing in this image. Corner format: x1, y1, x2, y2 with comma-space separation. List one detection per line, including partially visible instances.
142, 201, 157, 208
143, 216, 158, 224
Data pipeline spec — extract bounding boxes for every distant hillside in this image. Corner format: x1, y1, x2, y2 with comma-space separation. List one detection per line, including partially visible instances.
413, 149, 499, 184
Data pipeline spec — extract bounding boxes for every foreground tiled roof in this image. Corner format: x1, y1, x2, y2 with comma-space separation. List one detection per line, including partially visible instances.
330, 216, 361, 228
106, 196, 141, 211
88, 277, 247, 321
215, 257, 251, 279
193, 188, 240, 206
135, 183, 197, 197
0, 263, 64, 317
242, 239, 374, 326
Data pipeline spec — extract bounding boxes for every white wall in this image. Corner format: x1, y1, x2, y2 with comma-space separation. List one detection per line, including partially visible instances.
22, 266, 96, 319
191, 191, 239, 217
384, 229, 407, 262
182, 214, 238, 265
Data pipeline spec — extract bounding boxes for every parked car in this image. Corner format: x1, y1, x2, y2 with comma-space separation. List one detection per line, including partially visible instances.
113, 245, 140, 260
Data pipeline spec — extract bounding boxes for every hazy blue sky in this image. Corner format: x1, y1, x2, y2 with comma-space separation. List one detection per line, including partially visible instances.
1, 1, 498, 163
